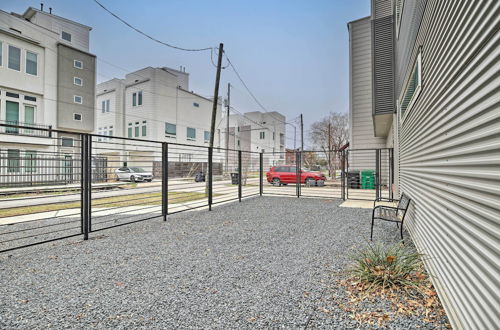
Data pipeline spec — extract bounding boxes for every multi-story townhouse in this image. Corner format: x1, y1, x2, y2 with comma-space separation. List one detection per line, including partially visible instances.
225, 111, 286, 168
348, 0, 499, 328
95, 66, 222, 172
0, 6, 95, 186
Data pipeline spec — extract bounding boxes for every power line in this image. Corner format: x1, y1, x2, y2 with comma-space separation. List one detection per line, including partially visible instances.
92, 0, 213, 52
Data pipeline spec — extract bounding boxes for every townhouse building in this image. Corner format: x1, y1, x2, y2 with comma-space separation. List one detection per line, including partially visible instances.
0, 6, 95, 186
95, 66, 223, 175
225, 111, 286, 169
348, 0, 500, 328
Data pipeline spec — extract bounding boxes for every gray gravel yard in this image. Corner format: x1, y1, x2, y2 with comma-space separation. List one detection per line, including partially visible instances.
0, 196, 445, 329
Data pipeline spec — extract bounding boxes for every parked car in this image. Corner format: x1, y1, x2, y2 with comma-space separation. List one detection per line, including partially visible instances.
266, 165, 326, 186
115, 167, 153, 182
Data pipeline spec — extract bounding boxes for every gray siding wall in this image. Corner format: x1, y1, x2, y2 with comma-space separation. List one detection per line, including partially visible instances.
57, 44, 95, 132
397, 1, 500, 329
348, 17, 387, 153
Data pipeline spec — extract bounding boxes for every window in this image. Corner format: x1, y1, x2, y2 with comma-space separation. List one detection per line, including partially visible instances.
259, 131, 265, 139
132, 92, 137, 106
6, 92, 19, 98
8, 45, 21, 71
25, 151, 37, 173
135, 122, 139, 137
0, 41, 2, 66
273, 132, 275, 140
73, 113, 82, 121
25, 105, 35, 126
165, 122, 176, 136
187, 127, 196, 140
74, 60, 83, 69
109, 126, 113, 137
138, 91, 143, 105
61, 31, 72, 42
142, 121, 147, 137
61, 137, 74, 147
101, 99, 110, 113
204, 131, 210, 142
7, 149, 20, 173
26, 51, 37, 75
132, 91, 143, 106
74, 77, 82, 86
128, 123, 133, 138
237, 140, 240, 147
193, 102, 199, 108
74, 95, 82, 104
400, 50, 422, 120
24, 95, 36, 102
6, 101, 19, 133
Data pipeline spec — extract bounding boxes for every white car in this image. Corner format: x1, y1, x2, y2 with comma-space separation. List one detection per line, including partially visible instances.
115, 167, 153, 182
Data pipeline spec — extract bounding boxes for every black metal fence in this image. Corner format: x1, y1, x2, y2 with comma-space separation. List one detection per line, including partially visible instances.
0, 123, 393, 252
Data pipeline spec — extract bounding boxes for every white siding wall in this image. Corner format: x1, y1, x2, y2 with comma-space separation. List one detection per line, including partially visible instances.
397, 1, 500, 329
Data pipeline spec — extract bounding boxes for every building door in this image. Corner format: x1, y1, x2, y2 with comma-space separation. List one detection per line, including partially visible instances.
6, 101, 19, 134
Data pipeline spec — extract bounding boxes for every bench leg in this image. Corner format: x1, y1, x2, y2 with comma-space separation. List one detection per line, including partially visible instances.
400, 222, 404, 240
370, 217, 375, 241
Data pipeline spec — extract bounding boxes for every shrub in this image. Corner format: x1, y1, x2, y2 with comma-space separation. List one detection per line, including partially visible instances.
349, 242, 422, 289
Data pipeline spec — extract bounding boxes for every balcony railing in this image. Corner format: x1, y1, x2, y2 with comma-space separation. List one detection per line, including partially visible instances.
0, 121, 52, 138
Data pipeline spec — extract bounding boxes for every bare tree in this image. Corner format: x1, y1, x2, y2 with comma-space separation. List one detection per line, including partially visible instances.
309, 112, 349, 179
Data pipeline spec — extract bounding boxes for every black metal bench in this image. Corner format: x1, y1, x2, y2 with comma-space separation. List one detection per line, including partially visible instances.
371, 193, 412, 240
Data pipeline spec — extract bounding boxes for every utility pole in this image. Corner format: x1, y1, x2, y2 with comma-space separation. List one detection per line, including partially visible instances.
209, 43, 224, 149
208, 43, 224, 197
293, 125, 296, 150
225, 83, 230, 173
300, 114, 304, 151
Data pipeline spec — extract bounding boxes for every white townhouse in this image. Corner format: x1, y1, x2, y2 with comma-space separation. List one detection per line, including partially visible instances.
95, 66, 223, 172
0, 6, 96, 186
224, 111, 286, 169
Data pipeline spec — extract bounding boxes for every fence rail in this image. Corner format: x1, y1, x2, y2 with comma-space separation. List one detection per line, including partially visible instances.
0, 123, 393, 252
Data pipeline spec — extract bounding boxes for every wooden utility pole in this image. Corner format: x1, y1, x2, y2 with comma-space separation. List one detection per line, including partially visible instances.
209, 43, 224, 148
225, 82, 230, 173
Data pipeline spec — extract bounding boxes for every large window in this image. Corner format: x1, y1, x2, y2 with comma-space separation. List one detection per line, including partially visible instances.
25, 150, 37, 173
187, 127, 196, 140
204, 131, 210, 143
259, 131, 265, 139
128, 123, 133, 138
101, 100, 110, 113
400, 50, 422, 120
8, 45, 21, 71
134, 122, 140, 137
61, 137, 74, 147
165, 122, 176, 136
26, 51, 37, 75
25, 105, 35, 130
7, 149, 20, 173
6, 101, 19, 133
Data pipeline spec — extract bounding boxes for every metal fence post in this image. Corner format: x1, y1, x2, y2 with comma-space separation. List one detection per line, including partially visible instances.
80, 134, 85, 236
375, 149, 381, 201
238, 150, 242, 202
81, 134, 91, 240
259, 152, 263, 196
296, 151, 300, 198
341, 150, 346, 200
208, 147, 213, 211
162, 142, 168, 220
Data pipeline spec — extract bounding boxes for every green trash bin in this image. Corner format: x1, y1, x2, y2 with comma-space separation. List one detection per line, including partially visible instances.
361, 170, 375, 189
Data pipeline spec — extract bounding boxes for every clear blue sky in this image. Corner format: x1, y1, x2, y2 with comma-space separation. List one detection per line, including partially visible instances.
3, 0, 370, 147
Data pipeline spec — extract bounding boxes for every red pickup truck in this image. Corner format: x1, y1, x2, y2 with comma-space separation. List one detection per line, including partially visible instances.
266, 165, 326, 186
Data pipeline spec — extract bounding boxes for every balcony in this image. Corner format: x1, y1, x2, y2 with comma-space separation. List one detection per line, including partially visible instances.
0, 121, 53, 138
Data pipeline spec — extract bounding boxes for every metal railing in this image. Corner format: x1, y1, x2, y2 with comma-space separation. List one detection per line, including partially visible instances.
0, 120, 52, 137
0, 122, 393, 253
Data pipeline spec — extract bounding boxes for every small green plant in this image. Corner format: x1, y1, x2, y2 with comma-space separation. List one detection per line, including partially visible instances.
349, 242, 422, 289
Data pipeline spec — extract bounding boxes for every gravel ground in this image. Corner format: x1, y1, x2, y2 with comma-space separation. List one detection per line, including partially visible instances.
0, 196, 447, 328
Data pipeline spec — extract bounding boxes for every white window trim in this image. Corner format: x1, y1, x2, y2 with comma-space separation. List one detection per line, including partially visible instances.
73, 113, 82, 121
74, 60, 83, 69
74, 77, 83, 86
7, 44, 21, 72
73, 95, 83, 104
25, 50, 38, 76
399, 50, 422, 123
0, 41, 3, 67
